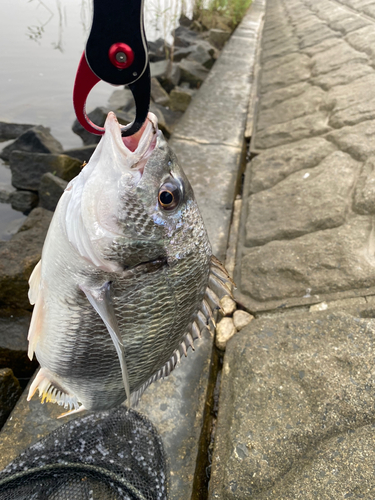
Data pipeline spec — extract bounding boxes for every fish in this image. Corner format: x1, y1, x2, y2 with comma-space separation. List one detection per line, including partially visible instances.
27, 111, 233, 417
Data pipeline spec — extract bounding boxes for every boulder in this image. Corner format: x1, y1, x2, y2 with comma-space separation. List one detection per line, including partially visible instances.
10, 151, 82, 191
151, 77, 170, 107
0, 183, 16, 203
233, 310, 253, 331
220, 295, 237, 316
151, 61, 181, 92
173, 46, 194, 62
148, 38, 168, 62
39, 173, 68, 212
107, 88, 134, 112
0, 122, 36, 141
63, 145, 97, 164
169, 86, 195, 112
72, 107, 108, 145
0, 309, 37, 379
174, 25, 198, 47
0, 368, 22, 429
0, 207, 53, 310
179, 14, 192, 28
208, 28, 231, 49
10, 190, 38, 213
150, 103, 182, 137
187, 40, 217, 69
178, 59, 209, 87
150, 60, 170, 81
216, 317, 237, 350
0, 126, 63, 162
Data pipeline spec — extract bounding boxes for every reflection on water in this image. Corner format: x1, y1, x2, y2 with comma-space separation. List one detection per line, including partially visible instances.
0, 0, 192, 151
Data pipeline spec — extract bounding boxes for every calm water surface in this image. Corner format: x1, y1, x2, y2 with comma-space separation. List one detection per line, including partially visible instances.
0, 0, 191, 149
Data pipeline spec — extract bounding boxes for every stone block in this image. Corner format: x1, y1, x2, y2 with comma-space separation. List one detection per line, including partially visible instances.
169, 86, 194, 112
236, 217, 375, 311
0, 126, 63, 162
151, 77, 170, 107
0, 368, 22, 430
174, 25, 198, 48
327, 121, 375, 161
302, 37, 342, 57
63, 145, 96, 164
0, 309, 37, 379
178, 59, 209, 88
330, 96, 375, 128
259, 82, 309, 109
173, 46, 194, 62
0, 207, 52, 310
10, 190, 38, 213
252, 112, 331, 150
346, 25, 375, 61
187, 41, 217, 69
209, 312, 375, 499
0, 183, 16, 204
245, 152, 359, 247
208, 29, 231, 49
256, 86, 327, 131
0, 122, 35, 141
260, 53, 310, 93
10, 151, 82, 190
247, 137, 336, 193
327, 74, 375, 115
148, 38, 167, 62
38, 172, 68, 212
311, 61, 373, 90
311, 41, 368, 76
72, 107, 107, 145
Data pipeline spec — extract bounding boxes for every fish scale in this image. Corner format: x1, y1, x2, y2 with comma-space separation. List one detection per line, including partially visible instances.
27, 112, 233, 416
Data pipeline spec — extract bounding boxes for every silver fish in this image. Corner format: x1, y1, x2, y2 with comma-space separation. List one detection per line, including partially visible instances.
27, 112, 232, 416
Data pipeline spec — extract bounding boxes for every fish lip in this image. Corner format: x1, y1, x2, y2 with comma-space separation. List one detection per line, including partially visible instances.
104, 111, 159, 160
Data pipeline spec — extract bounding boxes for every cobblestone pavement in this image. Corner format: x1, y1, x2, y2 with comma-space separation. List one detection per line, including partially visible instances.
209, 0, 375, 497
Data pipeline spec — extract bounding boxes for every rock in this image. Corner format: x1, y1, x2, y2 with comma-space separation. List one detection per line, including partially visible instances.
220, 295, 237, 316
216, 317, 237, 351
0, 122, 35, 141
327, 120, 375, 161
353, 157, 375, 214
178, 59, 209, 87
10, 151, 82, 191
72, 107, 108, 145
327, 74, 375, 115
107, 88, 135, 112
309, 301, 328, 312
0, 126, 63, 162
237, 217, 375, 310
329, 96, 375, 128
253, 112, 331, 150
150, 103, 182, 137
233, 310, 253, 331
0, 207, 53, 310
151, 77, 170, 107
311, 62, 373, 91
169, 86, 195, 112
10, 190, 38, 213
209, 312, 375, 499
63, 145, 96, 164
179, 13, 192, 28
259, 82, 309, 109
174, 25, 198, 48
173, 46, 194, 62
0, 183, 16, 203
257, 86, 327, 131
245, 152, 359, 247
0, 309, 37, 379
247, 137, 336, 193
260, 53, 310, 94
187, 41, 217, 69
150, 60, 170, 81
38, 173, 68, 212
0, 368, 22, 429
148, 38, 167, 62
208, 28, 230, 49
311, 40, 368, 76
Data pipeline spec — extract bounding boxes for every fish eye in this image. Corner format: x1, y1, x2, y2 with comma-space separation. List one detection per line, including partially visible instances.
158, 182, 180, 211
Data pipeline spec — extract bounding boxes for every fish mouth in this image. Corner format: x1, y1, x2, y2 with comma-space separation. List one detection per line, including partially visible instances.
104, 111, 159, 175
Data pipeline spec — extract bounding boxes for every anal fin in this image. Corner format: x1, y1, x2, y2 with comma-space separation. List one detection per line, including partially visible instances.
80, 282, 131, 406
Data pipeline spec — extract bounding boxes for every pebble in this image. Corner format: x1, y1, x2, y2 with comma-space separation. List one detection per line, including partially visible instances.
216, 317, 237, 351
233, 310, 254, 331
220, 295, 237, 316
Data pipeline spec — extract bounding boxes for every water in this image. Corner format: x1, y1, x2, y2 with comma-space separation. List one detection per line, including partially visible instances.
0, 0, 192, 240
0, 0, 192, 149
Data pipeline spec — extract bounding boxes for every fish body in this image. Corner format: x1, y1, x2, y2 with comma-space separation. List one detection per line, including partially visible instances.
27, 112, 231, 415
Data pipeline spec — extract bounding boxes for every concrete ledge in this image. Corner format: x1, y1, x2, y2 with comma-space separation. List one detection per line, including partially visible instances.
0, 3, 265, 499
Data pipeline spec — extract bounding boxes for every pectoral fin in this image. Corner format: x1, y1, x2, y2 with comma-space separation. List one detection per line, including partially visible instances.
80, 282, 131, 406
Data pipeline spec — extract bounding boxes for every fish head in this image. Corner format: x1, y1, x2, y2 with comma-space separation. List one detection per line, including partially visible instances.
64, 112, 210, 272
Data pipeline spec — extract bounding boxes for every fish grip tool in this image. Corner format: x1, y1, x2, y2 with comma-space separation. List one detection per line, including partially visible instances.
73, 0, 150, 137
0, 407, 169, 500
